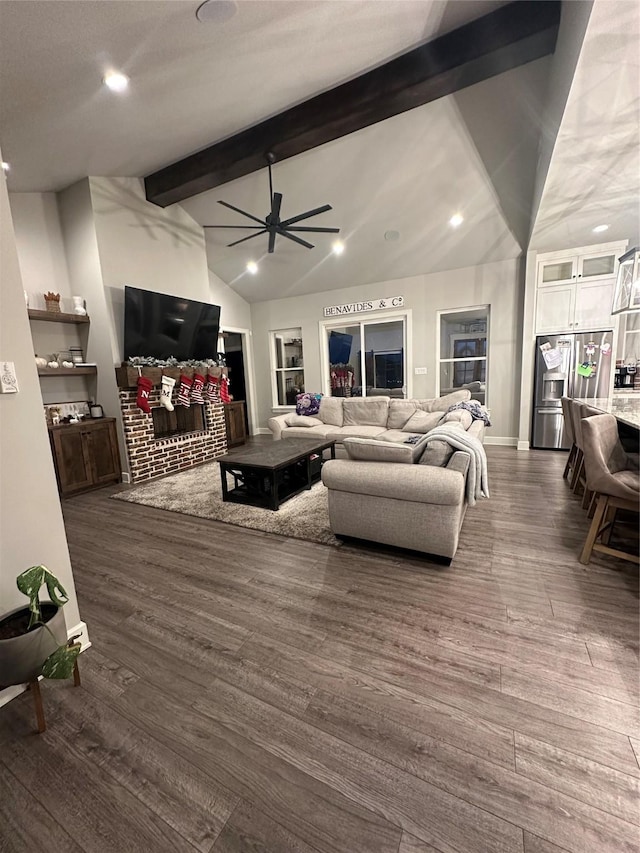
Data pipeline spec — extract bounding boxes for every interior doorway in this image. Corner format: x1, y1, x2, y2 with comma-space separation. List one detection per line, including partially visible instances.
223, 330, 252, 435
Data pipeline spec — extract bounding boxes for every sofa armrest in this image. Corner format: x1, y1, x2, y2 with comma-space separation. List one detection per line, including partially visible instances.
268, 413, 291, 440
468, 419, 485, 442
446, 451, 471, 477
321, 459, 464, 506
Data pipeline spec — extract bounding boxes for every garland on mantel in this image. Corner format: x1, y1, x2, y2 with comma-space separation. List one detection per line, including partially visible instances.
126, 356, 222, 368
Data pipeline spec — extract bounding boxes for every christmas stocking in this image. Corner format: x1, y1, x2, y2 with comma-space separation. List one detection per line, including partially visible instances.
160, 375, 176, 411
220, 375, 231, 403
176, 374, 193, 407
136, 376, 153, 414
191, 373, 205, 404
205, 374, 219, 402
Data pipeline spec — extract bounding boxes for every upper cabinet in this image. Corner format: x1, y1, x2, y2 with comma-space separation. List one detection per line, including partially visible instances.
535, 243, 627, 334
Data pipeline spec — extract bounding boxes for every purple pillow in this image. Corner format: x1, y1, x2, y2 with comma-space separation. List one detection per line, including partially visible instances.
296, 392, 322, 416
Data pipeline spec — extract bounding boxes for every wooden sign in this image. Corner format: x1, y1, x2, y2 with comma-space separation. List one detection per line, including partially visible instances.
323, 296, 404, 318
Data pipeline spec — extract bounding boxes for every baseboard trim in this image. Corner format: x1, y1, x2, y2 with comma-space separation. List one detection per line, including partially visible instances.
67, 620, 91, 652
517, 440, 530, 451
484, 436, 518, 447
0, 620, 91, 709
255, 428, 271, 435
121, 471, 132, 484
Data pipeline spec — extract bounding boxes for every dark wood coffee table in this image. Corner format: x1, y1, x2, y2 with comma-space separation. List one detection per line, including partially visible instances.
218, 438, 336, 510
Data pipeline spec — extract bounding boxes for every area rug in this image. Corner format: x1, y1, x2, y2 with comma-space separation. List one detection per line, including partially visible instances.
112, 461, 341, 547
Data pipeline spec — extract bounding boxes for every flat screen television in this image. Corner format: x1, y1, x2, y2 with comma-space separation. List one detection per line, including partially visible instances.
124, 286, 221, 361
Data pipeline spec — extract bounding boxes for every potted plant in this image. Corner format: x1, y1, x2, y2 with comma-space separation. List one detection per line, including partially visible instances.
0, 565, 81, 687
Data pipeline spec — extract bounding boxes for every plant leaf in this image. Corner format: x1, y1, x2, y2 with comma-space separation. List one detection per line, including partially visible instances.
16, 565, 69, 628
41, 643, 80, 680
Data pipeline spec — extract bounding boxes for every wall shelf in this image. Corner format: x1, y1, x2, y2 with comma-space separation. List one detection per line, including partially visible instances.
38, 367, 97, 376
28, 309, 90, 325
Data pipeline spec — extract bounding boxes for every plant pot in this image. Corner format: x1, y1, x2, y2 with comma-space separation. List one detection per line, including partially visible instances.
0, 603, 67, 687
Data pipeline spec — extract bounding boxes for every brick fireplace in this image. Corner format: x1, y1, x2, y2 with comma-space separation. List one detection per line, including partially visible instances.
119, 388, 227, 483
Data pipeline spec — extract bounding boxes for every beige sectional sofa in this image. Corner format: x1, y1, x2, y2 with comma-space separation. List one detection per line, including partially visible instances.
268, 391, 486, 562
267, 390, 473, 452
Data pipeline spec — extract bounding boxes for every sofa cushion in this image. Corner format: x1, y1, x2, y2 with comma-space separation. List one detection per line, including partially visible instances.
318, 397, 344, 427
343, 397, 390, 427
343, 436, 426, 464
402, 410, 443, 433
284, 413, 323, 427
428, 390, 472, 412
386, 400, 419, 429
417, 421, 465, 467
379, 429, 416, 443
283, 425, 333, 439
441, 409, 473, 430
295, 392, 322, 416
326, 425, 387, 442
322, 459, 464, 505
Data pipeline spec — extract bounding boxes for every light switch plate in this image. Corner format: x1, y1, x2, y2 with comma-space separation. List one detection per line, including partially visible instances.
414, 367, 427, 375
0, 362, 19, 393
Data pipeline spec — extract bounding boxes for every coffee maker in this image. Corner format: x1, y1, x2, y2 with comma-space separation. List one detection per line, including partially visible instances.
615, 364, 636, 389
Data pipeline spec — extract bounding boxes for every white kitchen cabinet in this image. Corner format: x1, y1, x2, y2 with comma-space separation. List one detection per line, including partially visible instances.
535, 284, 575, 333
535, 242, 626, 334
574, 278, 616, 330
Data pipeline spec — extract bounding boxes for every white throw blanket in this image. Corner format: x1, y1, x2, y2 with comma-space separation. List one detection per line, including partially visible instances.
423, 424, 489, 506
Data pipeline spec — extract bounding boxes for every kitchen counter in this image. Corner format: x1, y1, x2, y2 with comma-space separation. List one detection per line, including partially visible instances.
574, 395, 640, 430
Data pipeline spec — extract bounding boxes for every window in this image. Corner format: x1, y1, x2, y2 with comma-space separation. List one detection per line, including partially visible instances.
322, 316, 408, 398
438, 307, 489, 405
270, 328, 305, 407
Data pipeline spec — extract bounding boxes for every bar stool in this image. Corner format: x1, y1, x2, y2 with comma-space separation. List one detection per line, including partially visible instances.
561, 397, 577, 481
570, 402, 602, 510
579, 414, 640, 565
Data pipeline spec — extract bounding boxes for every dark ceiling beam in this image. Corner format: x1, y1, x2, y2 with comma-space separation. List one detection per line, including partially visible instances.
145, 0, 561, 207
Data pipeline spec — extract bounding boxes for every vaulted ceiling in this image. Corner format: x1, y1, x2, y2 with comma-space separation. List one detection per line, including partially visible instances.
1, 0, 637, 303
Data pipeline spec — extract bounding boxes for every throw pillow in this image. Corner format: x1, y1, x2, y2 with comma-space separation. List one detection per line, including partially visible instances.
417, 421, 464, 467
284, 414, 322, 427
318, 396, 344, 427
296, 392, 322, 416
401, 410, 443, 433
343, 436, 426, 464
386, 400, 418, 429
441, 409, 473, 429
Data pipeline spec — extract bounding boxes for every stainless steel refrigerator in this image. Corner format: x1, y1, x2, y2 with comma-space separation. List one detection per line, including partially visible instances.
532, 331, 614, 449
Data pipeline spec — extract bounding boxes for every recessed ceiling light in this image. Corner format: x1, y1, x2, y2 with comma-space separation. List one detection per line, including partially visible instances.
1, 162, 9, 173
449, 213, 464, 228
246, 261, 258, 274
103, 71, 129, 93
196, 0, 237, 23
384, 230, 400, 241
592, 224, 609, 233
332, 241, 345, 256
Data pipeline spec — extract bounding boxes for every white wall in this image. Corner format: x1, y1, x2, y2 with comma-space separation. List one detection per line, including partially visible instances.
250, 258, 523, 441
0, 154, 82, 640
208, 268, 251, 330
9, 192, 72, 307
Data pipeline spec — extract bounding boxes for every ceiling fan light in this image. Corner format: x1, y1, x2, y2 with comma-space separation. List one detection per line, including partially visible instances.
246, 261, 258, 274
449, 213, 464, 228
332, 241, 345, 256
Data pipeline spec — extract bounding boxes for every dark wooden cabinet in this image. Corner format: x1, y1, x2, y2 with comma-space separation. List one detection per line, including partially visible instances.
224, 401, 247, 448
49, 418, 121, 497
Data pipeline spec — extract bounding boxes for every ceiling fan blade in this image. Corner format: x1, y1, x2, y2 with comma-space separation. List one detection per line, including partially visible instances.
268, 229, 277, 254
227, 229, 267, 247
278, 230, 315, 250
271, 192, 282, 221
286, 226, 340, 233
217, 200, 265, 226
203, 225, 266, 229
280, 204, 332, 227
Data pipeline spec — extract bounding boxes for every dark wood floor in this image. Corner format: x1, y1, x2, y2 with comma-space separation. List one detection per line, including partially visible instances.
1, 446, 638, 853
